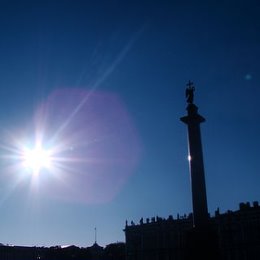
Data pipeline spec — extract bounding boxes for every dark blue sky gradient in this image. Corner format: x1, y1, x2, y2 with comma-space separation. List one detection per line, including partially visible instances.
0, 0, 259, 247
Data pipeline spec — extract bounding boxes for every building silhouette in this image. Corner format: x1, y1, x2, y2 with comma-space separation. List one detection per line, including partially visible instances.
124, 201, 260, 259
0, 228, 123, 260
124, 82, 260, 259
0, 241, 125, 260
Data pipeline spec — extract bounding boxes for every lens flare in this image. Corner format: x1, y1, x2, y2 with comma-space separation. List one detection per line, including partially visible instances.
0, 89, 142, 204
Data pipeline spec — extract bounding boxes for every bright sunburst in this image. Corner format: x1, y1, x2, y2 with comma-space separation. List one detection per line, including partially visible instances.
22, 145, 52, 175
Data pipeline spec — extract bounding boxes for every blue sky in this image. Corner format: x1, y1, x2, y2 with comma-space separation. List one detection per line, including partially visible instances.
0, 0, 259, 247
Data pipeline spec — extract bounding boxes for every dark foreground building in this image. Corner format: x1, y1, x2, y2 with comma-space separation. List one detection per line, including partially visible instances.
124, 201, 260, 260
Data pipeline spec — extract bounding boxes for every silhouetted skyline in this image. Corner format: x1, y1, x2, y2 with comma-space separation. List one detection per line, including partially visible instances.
0, 0, 259, 247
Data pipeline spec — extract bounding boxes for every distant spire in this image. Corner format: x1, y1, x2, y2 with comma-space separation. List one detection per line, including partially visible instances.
95, 227, 97, 244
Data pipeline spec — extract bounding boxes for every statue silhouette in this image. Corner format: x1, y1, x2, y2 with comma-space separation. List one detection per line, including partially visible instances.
186, 81, 195, 104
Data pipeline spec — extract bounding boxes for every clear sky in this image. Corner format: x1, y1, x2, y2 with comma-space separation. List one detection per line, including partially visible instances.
0, 0, 259, 248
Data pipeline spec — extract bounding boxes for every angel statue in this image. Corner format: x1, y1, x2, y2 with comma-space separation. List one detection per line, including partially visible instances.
185, 81, 195, 104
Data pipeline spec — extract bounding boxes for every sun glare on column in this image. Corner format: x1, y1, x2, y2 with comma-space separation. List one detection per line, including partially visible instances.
22, 146, 51, 175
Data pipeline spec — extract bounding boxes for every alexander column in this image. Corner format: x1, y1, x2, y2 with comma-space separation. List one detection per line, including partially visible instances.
180, 81, 209, 228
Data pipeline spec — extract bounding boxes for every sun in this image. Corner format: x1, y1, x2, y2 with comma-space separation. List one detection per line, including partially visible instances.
22, 146, 52, 174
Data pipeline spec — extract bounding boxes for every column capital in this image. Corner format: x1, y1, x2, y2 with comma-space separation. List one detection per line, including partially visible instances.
180, 104, 205, 125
